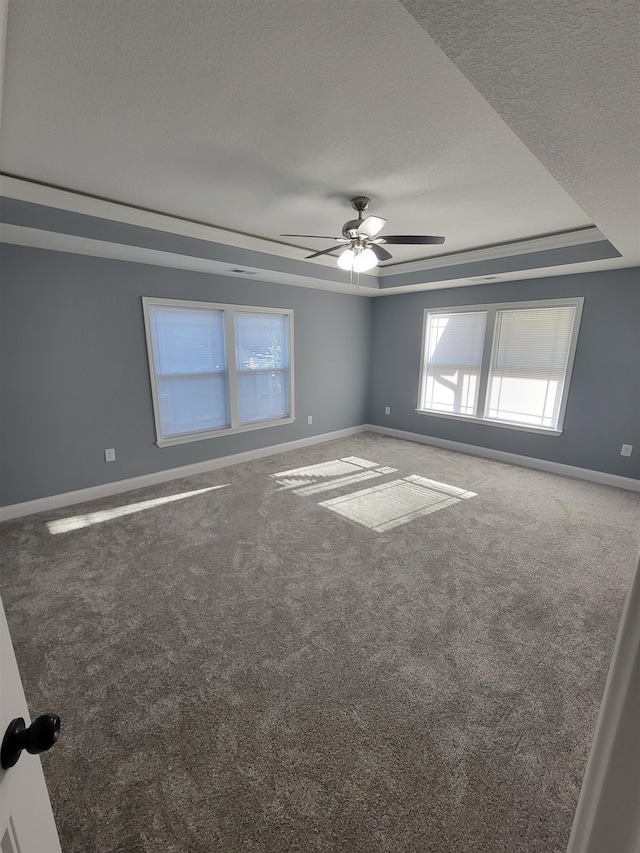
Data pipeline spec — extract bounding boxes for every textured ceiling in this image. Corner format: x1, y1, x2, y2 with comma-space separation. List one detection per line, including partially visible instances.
401, 0, 640, 264
0, 0, 637, 282
0, 0, 603, 271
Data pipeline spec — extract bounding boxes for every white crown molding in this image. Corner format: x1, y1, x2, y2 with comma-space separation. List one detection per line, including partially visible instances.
367, 424, 640, 492
4, 221, 630, 298
377, 225, 607, 277
0, 174, 341, 267
0, 425, 368, 521
1, 176, 626, 293
0, 223, 379, 294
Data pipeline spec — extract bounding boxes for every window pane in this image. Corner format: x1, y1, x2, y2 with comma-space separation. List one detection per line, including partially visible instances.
421, 311, 487, 415
157, 375, 230, 436
149, 305, 226, 375
486, 306, 576, 428
235, 312, 290, 424
148, 304, 229, 438
237, 371, 289, 423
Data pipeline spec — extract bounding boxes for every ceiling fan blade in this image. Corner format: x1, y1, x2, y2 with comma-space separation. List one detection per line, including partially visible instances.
357, 215, 386, 238
369, 243, 393, 262
380, 235, 445, 245
281, 234, 346, 240
305, 244, 347, 259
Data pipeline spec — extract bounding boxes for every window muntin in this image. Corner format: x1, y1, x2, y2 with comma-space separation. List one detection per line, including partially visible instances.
418, 298, 583, 433
143, 298, 294, 445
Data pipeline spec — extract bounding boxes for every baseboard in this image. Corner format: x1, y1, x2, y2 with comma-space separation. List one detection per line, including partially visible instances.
0, 425, 368, 521
366, 424, 640, 492
3, 422, 637, 522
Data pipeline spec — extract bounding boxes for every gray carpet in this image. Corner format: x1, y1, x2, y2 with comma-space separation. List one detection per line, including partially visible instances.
1, 433, 639, 853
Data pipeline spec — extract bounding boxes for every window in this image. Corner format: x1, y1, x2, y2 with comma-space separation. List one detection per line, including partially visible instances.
143, 298, 294, 446
418, 298, 583, 434
421, 311, 487, 417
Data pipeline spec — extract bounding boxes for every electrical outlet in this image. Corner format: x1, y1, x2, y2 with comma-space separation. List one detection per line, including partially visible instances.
307, 415, 313, 425
621, 444, 633, 457
384, 406, 391, 415
104, 448, 116, 462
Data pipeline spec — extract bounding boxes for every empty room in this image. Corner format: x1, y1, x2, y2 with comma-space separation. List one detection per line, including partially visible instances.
1, 2, 639, 852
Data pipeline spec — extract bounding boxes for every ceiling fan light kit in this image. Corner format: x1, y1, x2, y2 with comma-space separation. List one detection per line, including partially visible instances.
337, 245, 378, 273
282, 196, 445, 275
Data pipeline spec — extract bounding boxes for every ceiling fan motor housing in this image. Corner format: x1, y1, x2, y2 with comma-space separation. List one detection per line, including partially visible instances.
342, 219, 367, 238
342, 196, 372, 237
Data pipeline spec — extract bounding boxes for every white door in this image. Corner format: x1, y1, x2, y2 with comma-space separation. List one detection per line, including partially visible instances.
0, 598, 61, 853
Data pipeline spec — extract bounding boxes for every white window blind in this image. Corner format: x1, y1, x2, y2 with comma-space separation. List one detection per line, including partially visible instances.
144, 298, 294, 445
147, 304, 229, 439
235, 312, 290, 425
486, 306, 577, 428
421, 311, 487, 415
418, 298, 582, 434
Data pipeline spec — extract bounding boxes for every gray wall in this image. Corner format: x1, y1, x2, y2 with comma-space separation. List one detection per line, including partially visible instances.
2, 244, 639, 508
0, 244, 371, 506
368, 268, 640, 480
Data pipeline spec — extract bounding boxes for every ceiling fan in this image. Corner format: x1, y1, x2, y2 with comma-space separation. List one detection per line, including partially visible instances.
281, 196, 445, 272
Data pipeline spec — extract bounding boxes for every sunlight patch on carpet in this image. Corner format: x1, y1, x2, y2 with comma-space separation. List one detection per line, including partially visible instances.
47, 484, 229, 534
272, 457, 397, 494
319, 476, 477, 532
294, 466, 398, 497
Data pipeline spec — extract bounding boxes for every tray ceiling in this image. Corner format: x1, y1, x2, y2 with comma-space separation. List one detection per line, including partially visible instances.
0, 0, 637, 291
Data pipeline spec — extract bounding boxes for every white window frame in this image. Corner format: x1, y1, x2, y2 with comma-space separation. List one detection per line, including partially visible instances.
417, 297, 584, 435
143, 297, 295, 447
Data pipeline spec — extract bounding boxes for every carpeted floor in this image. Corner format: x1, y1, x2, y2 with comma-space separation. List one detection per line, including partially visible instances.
1, 433, 639, 852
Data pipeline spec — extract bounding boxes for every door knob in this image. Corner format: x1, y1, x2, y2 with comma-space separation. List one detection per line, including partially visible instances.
1, 714, 61, 769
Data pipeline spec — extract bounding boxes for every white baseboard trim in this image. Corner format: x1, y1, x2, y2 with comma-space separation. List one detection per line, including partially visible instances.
366, 424, 640, 492
3, 423, 637, 522
0, 425, 367, 522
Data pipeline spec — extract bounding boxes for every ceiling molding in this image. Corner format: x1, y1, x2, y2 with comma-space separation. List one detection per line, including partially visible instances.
1, 221, 634, 299
1, 175, 612, 270
0, 174, 340, 269
368, 257, 636, 296
0, 223, 379, 296
377, 226, 607, 277
0, 176, 628, 296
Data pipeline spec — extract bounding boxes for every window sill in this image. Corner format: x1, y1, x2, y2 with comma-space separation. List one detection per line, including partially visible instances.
415, 409, 562, 436
156, 416, 295, 447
